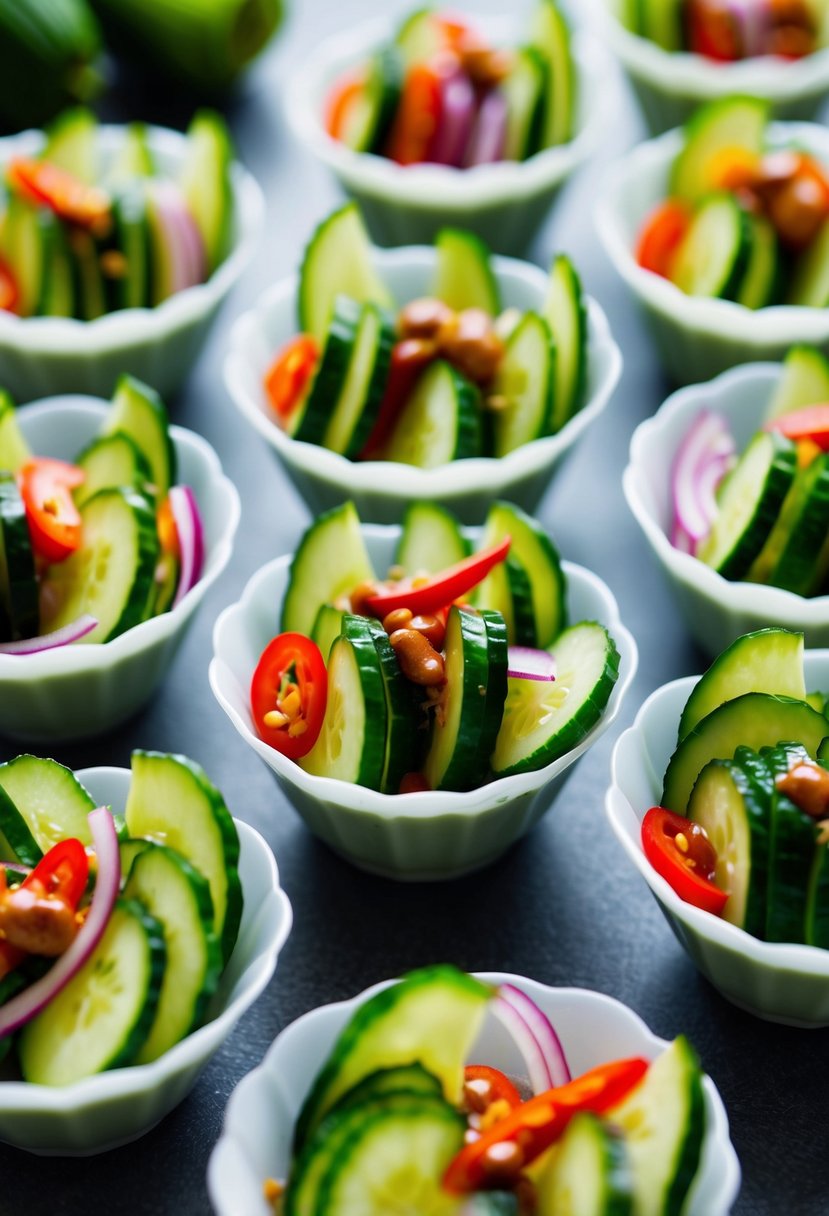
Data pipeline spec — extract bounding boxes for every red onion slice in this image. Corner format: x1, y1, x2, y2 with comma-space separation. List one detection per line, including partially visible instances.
726, 0, 771, 57
169, 485, 205, 609
491, 993, 553, 1096
499, 982, 571, 1089
149, 181, 206, 297
671, 410, 736, 547
507, 646, 556, 681
463, 88, 508, 167
0, 615, 98, 655
428, 65, 477, 167
0, 806, 120, 1037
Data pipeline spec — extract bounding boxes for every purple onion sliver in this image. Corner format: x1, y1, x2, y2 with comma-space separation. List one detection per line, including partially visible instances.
500, 983, 571, 1087
169, 485, 205, 609
507, 646, 556, 681
463, 88, 507, 167
670, 519, 697, 556
491, 995, 552, 1096
0, 614, 98, 655
428, 67, 477, 166
726, 0, 771, 57
149, 181, 192, 296
0, 807, 120, 1038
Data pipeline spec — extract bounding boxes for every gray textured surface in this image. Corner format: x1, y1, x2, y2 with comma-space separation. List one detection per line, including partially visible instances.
0, 2, 827, 1212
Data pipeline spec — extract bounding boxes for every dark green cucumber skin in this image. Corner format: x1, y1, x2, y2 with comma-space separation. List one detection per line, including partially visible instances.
504, 556, 537, 646
0, 474, 38, 642
293, 295, 358, 446
110, 186, 152, 311
339, 306, 395, 461
716, 432, 798, 581
718, 204, 753, 304
769, 454, 829, 596
0, 781, 43, 867
479, 609, 508, 767
364, 46, 404, 155
326, 1063, 443, 1117
446, 363, 484, 461
108, 374, 177, 499
664, 1039, 707, 1216
428, 606, 490, 793
293, 964, 490, 1151
805, 765, 829, 948
104, 898, 167, 1070
758, 745, 814, 945
483, 500, 567, 649
548, 254, 587, 433
76, 486, 160, 640
339, 631, 388, 792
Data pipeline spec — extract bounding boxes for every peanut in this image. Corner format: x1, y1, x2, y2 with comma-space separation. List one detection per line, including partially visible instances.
389, 628, 446, 685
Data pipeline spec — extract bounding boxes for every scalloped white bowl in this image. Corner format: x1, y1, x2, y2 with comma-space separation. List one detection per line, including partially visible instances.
588, 0, 829, 133
208, 971, 740, 1216
209, 523, 637, 881
0, 124, 264, 401
608, 652, 829, 1027
596, 121, 829, 385
0, 765, 292, 1156
224, 247, 621, 524
0, 395, 240, 742
285, 13, 609, 255
624, 360, 829, 656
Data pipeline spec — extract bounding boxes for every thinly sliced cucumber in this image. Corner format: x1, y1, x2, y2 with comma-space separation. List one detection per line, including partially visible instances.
19, 899, 165, 1086
530, 0, 576, 147
535, 1112, 633, 1216
736, 214, 780, 310
322, 301, 394, 459
38, 210, 75, 318
69, 227, 106, 321
281, 501, 375, 636
670, 96, 768, 203
687, 752, 770, 935
0, 785, 34, 865
788, 217, 829, 308
105, 374, 176, 499
298, 203, 393, 344
311, 603, 345, 664
294, 964, 491, 1149
479, 608, 509, 762
697, 430, 797, 580
110, 186, 152, 311
300, 633, 387, 790
678, 627, 805, 741
291, 294, 359, 445
0, 755, 95, 862
383, 360, 482, 466
757, 743, 813, 944
74, 432, 153, 505
329, 1063, 443, 1116
755, 453, 829, 595
0, 194, 43, 317
544, 253, 587, 431
662, 692, 827, 813
638, 0, 683, 48
610, 1037, 706, 1216
395, 7, 445, 64
0, 474, 38, 642
43, 106, 98, 183
179, 110, 233, 274
125, 751, 242, 964
767, 345, 829, 420
670, 193, 751, 302
501, 46, 547, 162
40, 487, 159, 643
474, 553, 535, 645
492, 621, 619, 777
422, 606, 491, 792
106, 121, 155, 185
395, 501, 469, 576
338, 47, 402, 153
119, 836, 151, 884
124, 843, 222, 1062
479, 501, 566, 648
490, 311, 554, 457
432, 228, 500, 314
0, 390, 30, 474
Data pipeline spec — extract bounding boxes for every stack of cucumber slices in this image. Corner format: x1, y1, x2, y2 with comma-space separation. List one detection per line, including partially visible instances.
0, 106, 234, 320
639, 96, 829, 309
0, 375, 201, 648
275, 498, 619, 792
281, 965, 709, 1216
268, 202, 588, 464
660, 627, 829, 945
0, 751, 242, 1085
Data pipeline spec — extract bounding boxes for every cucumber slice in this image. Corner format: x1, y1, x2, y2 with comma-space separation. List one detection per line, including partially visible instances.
109, 186, 152, 311
662, 692, 827, 813
766, 345, 829, 420
337, 47, 402, 153
300, 633, 387, 790
609, 1037, 706, 1216
491, 621, 619, 777
290, 294, 359, 445
422, 606, 491, 792
788, 217, 829, 308
752, 452, 829, 595
179, 110, 233, 275
329, 1063, 443, 1116
0, 754, 95, 862
106, 122, 155, 186
759, 745, 814, 944
0, 784, 34, 864
670, 193, 751, 302
74, 432, 153, 506
479, 609, 509, 762
395, 501, 469, 576
475, 553, 535, 646
501, 46, 547, 162
0, 474, 38, 642
298, 203, 393, 344
43, 106, 98, 183
637, 0, 683, 48
124, 843, 222, 1062
544, 253, 587, 431
38, 210, 75, 318
535, 1112, 633, 1216
529, 0, 576, 147
479, 501, 567, 648
395, 8, 444, 64
281, 501, 375, 636
383, 360, 483, 466
119, 836, 151, 884
432, 228, 500, 314
125, 750, 242, 965
311, 603, 345, 664
322, 301, 394, 459
686, 752, 770, 935
105, 374, 176, 499
678, 627, 805, 742
490, 311, 555, 457
736, 213, 780, 310
294, 964, 491, 1149
669, 96, 769, 203
39, 486, 159, 643
69, 227, 106, 321
18, 898, 166, 1087
697, 430, 797, 580
1, 195, 44, 317
0, 390, 30, 474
